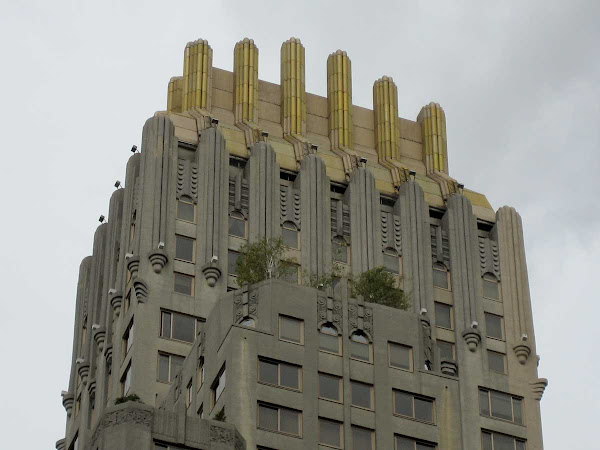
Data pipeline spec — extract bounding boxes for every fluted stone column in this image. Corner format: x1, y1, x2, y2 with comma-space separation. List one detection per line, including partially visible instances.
248, 142, 280, 241
234, 38, 261, 146
183, 39, 213, 112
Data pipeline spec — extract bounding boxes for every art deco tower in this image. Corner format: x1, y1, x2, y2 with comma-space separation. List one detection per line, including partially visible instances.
57, 37, 547, 450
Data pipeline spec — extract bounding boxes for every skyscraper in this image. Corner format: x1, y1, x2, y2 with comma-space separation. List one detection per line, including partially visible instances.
57, 37, 547, 450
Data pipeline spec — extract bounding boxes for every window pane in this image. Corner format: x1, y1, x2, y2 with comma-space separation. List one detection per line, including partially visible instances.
432, 267, 448, 289
228, 251, 239, 275
516, 441, 526, 450
280, 364, 299, 390
258, 405, 278, 431
155, 444, 168, 450
282, 226, 299, 249
395, 436, 414, 450
176, 235, 194, 261
513, 398, 523, 424
332, 239, 348, 263
172, 313, 195, 343
229, 215, 246, 238
280, 408, 299, 435
394, 391, 413, 417
479, 390, 490, 416
488, 351, 506, 373
174, 273, 193, 295
280, 316, 302, 343
490, 391, 513, 421
351, 382, 372, 409
485, 313, 503, 339
416, 444, 436, 450
351, 339, 370, 362
493, 433, 515, 450
171, 355, 184, 381
483, 279, 499, 299
320, 331, 340, 353
215, 368, 226, 401
258, 360, 278, 385
319, 373, 341, 401
158, 354, 170, 382
239, 317, 256, 327
383, 252, 400, 274
414, 398, 433, 422
437, 341, 454, 361
161, 312, 171, 338
390, 343, 411, 370
319, 418, 341, 447
481, 432, 493, 450
352, 427, 373, 450
177, 200, 195, 222
435, 302, 452, 329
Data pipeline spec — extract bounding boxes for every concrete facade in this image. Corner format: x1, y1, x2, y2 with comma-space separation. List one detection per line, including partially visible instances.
57, 37, 547, 450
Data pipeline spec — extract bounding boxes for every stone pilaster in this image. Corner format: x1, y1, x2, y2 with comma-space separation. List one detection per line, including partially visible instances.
248, 142, 280, 241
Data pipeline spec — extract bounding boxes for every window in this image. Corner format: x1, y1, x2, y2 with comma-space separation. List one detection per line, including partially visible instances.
258, 403, 301, 437
258, 358, 301, 391
383, 247, 401, 274
393, 390, 435, 423
186, 380, 193, 408
350, 332, 372, 363
161, 310, 202, 343
351, 380, 374, 410
228, 250, 240, 276
319, 418, 343, 448
280, 261, 300, 284
197, 359, 205, 388
488, 351, 507, 374
158, 352, 184, 383
481, 431, 526, 450
432, 263, 450, 290
437, 340, 455, 361
479, 388, 523, 424
174, 272, 194, 295
177, 196, 195, 223
319, 323, 341, 354
197, 403, 204, 418
75, 393, 81, 416
123, 319, 134, 356
211, 364, 226, 407
70, 434, 79, 450
482, 273, 500, 300
239, 317, 256, 327
485, 313, 504, 340
121, 362, 132, 395
352, 426, 375, 450
319, 373, 342, 402
282, 221, 299, 249
175, 235, 195, 262
279, 315, 304, 344
434, 302, 453, 329
332, 236, 349, 264
395, 435, 436, 449
229, 211, 247, 238
389, 342, 413, 371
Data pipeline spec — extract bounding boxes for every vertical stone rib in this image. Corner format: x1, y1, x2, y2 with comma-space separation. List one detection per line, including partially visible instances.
417, 102, 448, 174
248, 142, 280, 241
167, 77, 183, 113
301, 155, 332, 279
373, 76, 400, 160
183, 39, 213, 111
348, 168, 382, 275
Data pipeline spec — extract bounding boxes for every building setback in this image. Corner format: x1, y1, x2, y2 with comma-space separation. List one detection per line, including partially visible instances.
57, 37, 547, 450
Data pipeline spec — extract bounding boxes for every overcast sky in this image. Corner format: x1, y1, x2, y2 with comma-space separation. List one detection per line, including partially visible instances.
1, 1, 598, 448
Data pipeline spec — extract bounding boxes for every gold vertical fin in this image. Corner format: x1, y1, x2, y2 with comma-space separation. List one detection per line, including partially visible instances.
167, 76, 183, 113
182, 39, 213, 111
234, 38, 261, 146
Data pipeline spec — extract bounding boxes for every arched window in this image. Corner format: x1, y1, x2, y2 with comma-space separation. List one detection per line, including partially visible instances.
319, 323, 341, 354
228, 210, 247, 238
482, 273, 500, 300
332, 236, 349, 264
350, 331, 372, 363
177, 195, 196, 223
282, 221, 300, 249
239, 317, 256, 328
432, 262, 450, 290
383, 247, 401, 275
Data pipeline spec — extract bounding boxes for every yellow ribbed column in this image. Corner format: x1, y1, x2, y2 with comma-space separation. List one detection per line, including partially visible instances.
327, 50, 353, 150
418, 102, 448, 174
373, 76, 400, 161
167, 77, 183, 113
234, 38, 259, 125
281, 37, 306, 137
182, 39, 213, 111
